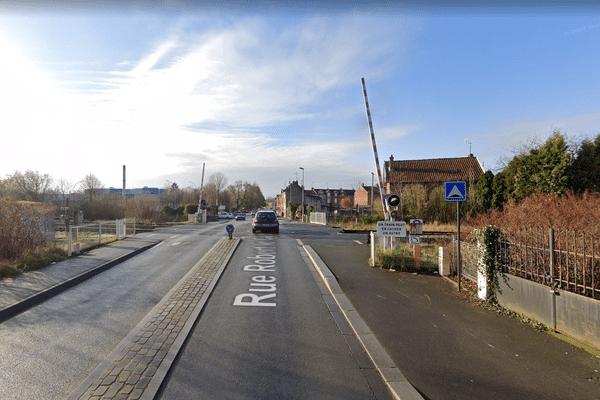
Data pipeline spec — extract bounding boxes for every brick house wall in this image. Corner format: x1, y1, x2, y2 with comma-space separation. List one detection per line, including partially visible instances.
354, 184, 380, 206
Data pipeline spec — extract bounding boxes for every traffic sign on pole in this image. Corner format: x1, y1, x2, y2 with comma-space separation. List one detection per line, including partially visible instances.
445, 181, 467, 202
444, 181, 465, 291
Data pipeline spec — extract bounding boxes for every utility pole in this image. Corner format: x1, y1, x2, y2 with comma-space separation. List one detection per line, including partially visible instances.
122, 165, 126, 208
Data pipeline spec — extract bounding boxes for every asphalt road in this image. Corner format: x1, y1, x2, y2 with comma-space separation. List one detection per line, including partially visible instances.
3, 219, 596, 399
0, 223, 224, 400
156, 220, 391, 399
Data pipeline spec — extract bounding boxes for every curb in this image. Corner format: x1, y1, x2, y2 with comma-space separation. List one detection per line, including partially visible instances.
0, 241, 160, 323
302, 244, 423, 400
67, 237, 240, 400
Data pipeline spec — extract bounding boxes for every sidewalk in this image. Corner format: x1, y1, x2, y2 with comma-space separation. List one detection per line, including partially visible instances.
0, 236, 160, 323
67, 237, 240, 400
304, 240, 600, 400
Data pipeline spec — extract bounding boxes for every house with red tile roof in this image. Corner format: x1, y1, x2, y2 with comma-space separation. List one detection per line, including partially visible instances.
384, 154, 485, 194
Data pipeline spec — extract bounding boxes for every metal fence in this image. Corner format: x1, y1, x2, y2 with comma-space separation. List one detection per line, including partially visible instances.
55, 218, 136, 256
309, 212, 327, 225
498, 227, 599, 300
452, 227, 600, 301
452, 238, 479, 282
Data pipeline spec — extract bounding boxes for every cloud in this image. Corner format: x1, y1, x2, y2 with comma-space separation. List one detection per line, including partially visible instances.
377, 124, 422, 142
478, 110, 600, 171
0, 14, 410, 196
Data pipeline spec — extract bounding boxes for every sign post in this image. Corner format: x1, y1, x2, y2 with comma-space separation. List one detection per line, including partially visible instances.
226, 224, 234, 239
409, 219, 423, 269
445, 181, 466, 291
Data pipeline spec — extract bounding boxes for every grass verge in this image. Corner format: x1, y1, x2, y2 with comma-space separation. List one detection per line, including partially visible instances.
0, 246, 68, 279
372, 242, 439, 273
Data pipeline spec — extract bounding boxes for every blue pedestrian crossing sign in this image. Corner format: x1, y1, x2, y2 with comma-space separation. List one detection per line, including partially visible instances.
445, 181, 467, 201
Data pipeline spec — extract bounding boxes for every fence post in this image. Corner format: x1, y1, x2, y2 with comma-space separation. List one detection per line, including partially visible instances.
98, 222, 102, 246
68, 225, 72, 257
549, 228, 557, 330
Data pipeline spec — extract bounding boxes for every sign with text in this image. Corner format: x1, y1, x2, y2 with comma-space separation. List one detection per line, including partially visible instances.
377, 221, 407, 237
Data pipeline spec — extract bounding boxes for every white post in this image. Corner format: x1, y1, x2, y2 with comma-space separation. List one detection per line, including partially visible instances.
68, 225, 72, 257
99, 222, 102, 246
438, 247, 450, 275
477, 241, 487, 300
370, 231, 375, 268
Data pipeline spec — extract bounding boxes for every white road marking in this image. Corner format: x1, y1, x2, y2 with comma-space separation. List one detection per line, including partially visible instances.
354, 240, 363, 245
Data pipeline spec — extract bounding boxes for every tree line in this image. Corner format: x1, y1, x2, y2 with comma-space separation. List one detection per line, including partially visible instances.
0, 170, 266, 222
474, 130, 600, 213
373, 129, 600, 225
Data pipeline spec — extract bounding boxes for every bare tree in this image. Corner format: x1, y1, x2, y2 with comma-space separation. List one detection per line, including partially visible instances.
227, 180, 245, 210
207, 172, 228, 206
81, 174, 104, 203
50, 178, 72, 208
4, 170, 54, 202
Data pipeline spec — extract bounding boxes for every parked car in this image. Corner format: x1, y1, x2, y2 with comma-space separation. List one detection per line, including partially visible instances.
252, 210, 279, 233
218, 212, 230, 219
236, 213, 245, 221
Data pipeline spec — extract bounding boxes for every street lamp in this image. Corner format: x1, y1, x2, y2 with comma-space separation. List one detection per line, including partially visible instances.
299, 167, 305, 222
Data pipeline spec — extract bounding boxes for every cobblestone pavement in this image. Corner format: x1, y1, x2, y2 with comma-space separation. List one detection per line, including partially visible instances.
68, 237, 240, 400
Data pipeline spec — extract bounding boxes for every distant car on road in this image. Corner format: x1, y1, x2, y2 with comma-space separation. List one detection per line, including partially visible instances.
219, 212, 230, 219
252, 210, 279, 233
236, 213, 245, 221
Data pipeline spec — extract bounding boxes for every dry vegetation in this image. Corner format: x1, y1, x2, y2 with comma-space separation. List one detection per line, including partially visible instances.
0, 199, 54, 259
0, 199, 66, 279
464, 191, 600, 236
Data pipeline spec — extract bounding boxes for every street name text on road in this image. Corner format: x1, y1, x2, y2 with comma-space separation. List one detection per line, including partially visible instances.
233, 236, 278, 307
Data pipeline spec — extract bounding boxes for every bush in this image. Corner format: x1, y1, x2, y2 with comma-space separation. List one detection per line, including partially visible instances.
464, 190, 600, 236
0, 199, 54, 260
358, 214, 384, 224
80, 194, 124, 220
0, 260, 20, 280
125, 197, 161, 224
161, 205, 175, 216
185, 204, 198, 214
15, 246, 67, 272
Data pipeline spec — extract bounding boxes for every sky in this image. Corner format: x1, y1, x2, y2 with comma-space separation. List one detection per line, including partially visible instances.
1, 1, 600, 198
